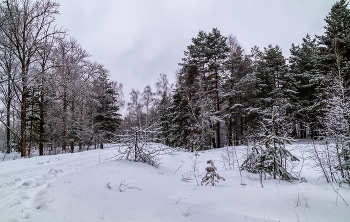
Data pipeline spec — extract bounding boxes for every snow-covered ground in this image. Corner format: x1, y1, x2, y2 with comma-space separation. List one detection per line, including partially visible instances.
0, 143, 349, 222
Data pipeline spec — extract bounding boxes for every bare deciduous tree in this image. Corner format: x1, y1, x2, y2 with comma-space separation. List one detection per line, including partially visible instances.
0, 0, 66, 156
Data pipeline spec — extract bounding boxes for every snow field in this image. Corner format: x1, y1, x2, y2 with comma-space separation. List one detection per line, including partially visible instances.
0, 143, 349, 222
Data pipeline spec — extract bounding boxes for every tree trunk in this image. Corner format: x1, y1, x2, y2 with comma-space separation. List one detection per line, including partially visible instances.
336, 143, 345, 178
20, 84, 27, 157
273, 138, 276, 179
6, 78, 11, 154
228, 119, 233, 146
215, 72, 220, 148
134, 131, 138, 161
28, 90, 34, 157
70, 141, 74, 153
212, 137, 216, 149
39, 92, 44, 156
234, 115, 239, 146
62, 91, 67, 151
216, 121, 220, 148
240, 117, 244, 145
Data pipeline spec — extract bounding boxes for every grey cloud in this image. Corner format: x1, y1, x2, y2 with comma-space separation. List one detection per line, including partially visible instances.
55, 0, 337, 100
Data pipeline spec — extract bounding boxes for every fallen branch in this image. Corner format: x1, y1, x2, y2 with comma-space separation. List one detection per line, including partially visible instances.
118, 180, 141, 192
106, 182, 112, 190
181, 174, 193, 183
174, 163, 184, 176
330, 183, 348, 206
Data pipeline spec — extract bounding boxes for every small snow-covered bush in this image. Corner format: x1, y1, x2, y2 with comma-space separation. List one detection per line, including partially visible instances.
221, 146, 235, 170
201, 160, 225, 186
115, 126, 174, 167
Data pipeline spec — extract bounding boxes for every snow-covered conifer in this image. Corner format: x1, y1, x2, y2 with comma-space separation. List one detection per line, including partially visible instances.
241, 106, 299, 181
201, 160, 225, 186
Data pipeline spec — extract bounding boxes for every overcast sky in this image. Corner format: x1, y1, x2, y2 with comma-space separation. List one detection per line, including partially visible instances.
54, 0, 337, 101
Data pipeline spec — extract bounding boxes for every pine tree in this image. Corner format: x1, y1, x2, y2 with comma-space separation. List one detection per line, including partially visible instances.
205, 28, 230, 148
174, 28, 229, 149
221, 35, 252, 146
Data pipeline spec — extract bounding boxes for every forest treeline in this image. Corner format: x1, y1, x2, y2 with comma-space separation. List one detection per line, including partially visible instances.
0, 0, 122, 156
125, 0, 350, 150
121, 0, 350, 183
0, 0, 349, 178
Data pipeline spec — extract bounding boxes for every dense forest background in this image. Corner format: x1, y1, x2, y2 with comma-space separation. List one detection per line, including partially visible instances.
0, 0, 349, 171
125, 0, 350, 152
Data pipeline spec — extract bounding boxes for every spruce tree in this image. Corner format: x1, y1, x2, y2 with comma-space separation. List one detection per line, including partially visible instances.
255, 45, 292, 110
317, 0, 350, 182
93, 71, 121, 148
201, 160, 225, 186
241, 106, 299, 181
167, 86, 196, 151
289, 35, 325, 138
318, 0, 350, 84
158, 91, 171, 146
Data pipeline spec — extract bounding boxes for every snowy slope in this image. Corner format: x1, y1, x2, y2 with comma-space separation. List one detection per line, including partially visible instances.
0, 144, 349, 222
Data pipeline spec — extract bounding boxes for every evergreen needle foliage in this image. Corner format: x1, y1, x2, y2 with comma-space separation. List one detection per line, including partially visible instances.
201, 160, 225, 186
241, 106, 299, 181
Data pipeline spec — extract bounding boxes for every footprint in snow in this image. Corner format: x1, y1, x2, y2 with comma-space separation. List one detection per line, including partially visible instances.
7, 199, 22, 208
18, 180, 35, 189
20, 169, 63, 189
21, 194, 30, 199
5, 181, 17, 187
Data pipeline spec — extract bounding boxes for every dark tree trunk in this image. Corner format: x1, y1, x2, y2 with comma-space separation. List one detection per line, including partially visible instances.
28, 90, 34, 157
240, 117, 244, 145
273, 138, 277, 179
216, 122, 220, 148
39, 92, 44, 156
234, 115, 239, 146
212, 137, 216, 149
70, 141, 74, 153
6, 78, 11, 154
20, 83, 27, 157
62, 91, 67, 151
134, 131, 138, 160
228, 119, 233, 146
215, 72, 220, 148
